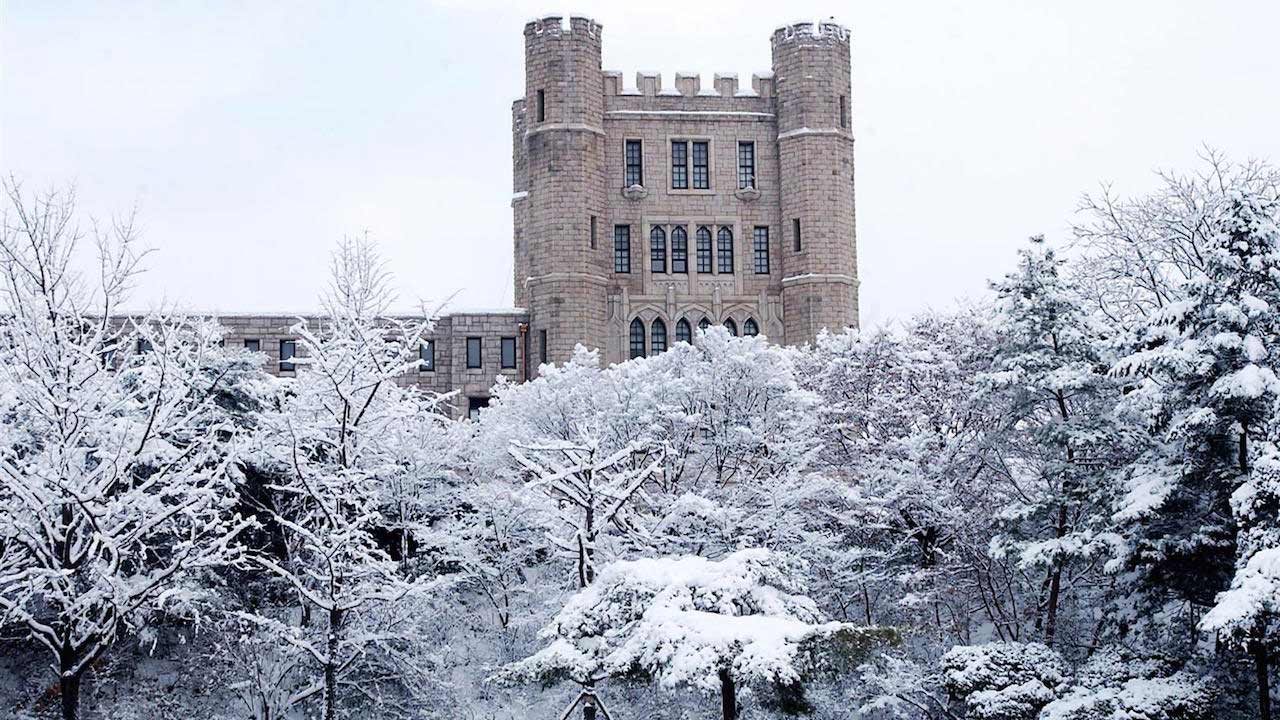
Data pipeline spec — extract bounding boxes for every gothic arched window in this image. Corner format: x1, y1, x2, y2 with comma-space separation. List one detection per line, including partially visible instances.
724, 318, 738, 336
651, 318, 668, 354
629, 318, 646, 359
650, 226, 667, 274
743, 318, 759, 337
675, 318, 693, 345
717, 227, 734, 274
671, 226, 688, 274
698, 317, 711, 332
696, 226, 713, 274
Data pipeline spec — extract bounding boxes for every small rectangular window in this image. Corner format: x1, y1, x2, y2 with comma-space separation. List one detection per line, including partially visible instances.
279, 340, 296, 372
793, 218, 802, 252
243, 339, 260, 352
500, 337, 517, 369
136, 338, 153, 354
692, 141, 710, 189
671, 141, 688, 189
536, 89, 546, 122
419, 340, 435, 371
624, 140, 643, 187
613, 225, 631, 273
737, 141, 756, 189
539, 329, 548, 364
753, 226, 770, 274
466, 337, 482, 369
468, 396, 489, 422
839, 95, 848, 129
590, 215, 597, 249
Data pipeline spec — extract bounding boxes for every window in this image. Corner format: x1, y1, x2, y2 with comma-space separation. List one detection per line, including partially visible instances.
590, 215, 597, 249
629, 318, 646, 359
671, 226, 688, 274
839, 95, 848, 129
691, 141, 710, 189
671, 141, 688, 189
793, 218, 802, 252
625, 140, 643, 186
675, 318, 693, 344
536, 89, 545, 122
279, 340, 296, 372
420, 340, 435, 371
698, 317, 711, 331
753, 226, 770, 274
500, 337, 517, 369
243, 339, 260, 352
651, 319, 667, 354
614, 225, 631, 273
466, 337, 482, 369
737, 141, 756, 189
650, 226, 667, 274
468, 396, 489, 422
717, 226, 734, 274
696, 226, 713, 273
744, 318, 760, 337
136, 338, 153, 353
539, 329, 548, 364
724, 318, 738, 336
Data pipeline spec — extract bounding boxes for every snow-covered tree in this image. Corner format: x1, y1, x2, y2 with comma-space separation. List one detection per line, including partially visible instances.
941, 642, 1067, 720
0, 180, 254, 720
500, 548, 895, 720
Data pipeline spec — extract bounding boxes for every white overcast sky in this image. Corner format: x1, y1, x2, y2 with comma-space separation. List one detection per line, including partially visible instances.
3, 0, 1279, 327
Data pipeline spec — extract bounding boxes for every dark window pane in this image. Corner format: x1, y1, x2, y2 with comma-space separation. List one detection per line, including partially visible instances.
696, 226, 713, 273
536, 89, 545, 122
466, 337, 482, 369
793, 218, 802, 252
244, 339, 260, 352
744, 318, 760, 337
136, 338, 153, 353
737, 141, 755, 189
671, 141, 688, 189
625, 140, 643, 186
500, 337, 516, 369
753, 226, 770, 274
279, 340, 296, 372
717, 226, 734, 274
692, 141, 709, 189
629, 318, 646, 359
724, 318, 738, 336
650, 226, 666, 274
675, 318, 693, 344
698, 317, 711, 331
614, 225, 631, 273
590, 215, 597, 249
671, 226, 688, 274
539, 329, 548, 364
839, 95, 848, 129
651, 319, 667, 354
468, 396, 489, 421
420, 340, 435, 371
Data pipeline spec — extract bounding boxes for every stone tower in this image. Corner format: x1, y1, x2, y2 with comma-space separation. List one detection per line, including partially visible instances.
772, 22, 859, 345
513, 16, 610, 373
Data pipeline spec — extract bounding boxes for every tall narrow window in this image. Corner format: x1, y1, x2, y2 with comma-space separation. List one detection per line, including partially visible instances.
279, 340, 296, 372
671, 226, 688, 273
614, 225, 631, 273
753, 226, 770, 274
500, 337, 517, 369
675, 318, 693, 344
793, 218, 802, 252
590, 215, 597, 249
839, 95, 848, 129
744, 318, 760, 337
717, 226, 734, 274
243, 339, 260, 352
651, 319, 668, 354
724, 318, 738, 336
737, 141, 756, 189
466, 337, 482, 369
536, 89, 546, 122
671, 141, 688, 189
624, 139, 643, 186
419, 340, 435, 371
698, 317, 711, 332
629, 318, 646, 359
539, 329, 548, 364
692, 141, 710, 189
696, 226, 713, 273
650, 226, 667, 274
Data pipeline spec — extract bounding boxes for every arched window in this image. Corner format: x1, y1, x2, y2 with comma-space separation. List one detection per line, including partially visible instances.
629, 318, 646, 359
717, 227, 734, 274
696, 226, 713, 273
724, 318, 738, 336
675, 318, 693, 344
743, 318, 759, 337
651, 318, 668, 354
698, 317, 711, 332
671, 226, 688, 274
650, 226, 667, 274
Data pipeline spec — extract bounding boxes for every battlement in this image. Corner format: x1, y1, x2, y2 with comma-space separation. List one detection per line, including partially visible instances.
771, 21, 850, 45
602, 71, 775, 98
523, 15, 600, 40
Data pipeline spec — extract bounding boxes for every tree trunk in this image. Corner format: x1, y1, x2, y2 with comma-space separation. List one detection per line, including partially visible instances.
1252, 638, 1272, 720
1044, 504, 1067, 647
719, 668, 737, 720
59, 655, 80, 720
325, 606, 342, 720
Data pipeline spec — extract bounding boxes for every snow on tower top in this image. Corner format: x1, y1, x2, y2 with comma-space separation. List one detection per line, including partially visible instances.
772, 21, 850, 45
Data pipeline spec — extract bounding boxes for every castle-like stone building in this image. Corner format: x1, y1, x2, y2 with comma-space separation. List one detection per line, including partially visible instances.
218, 17, 858, 418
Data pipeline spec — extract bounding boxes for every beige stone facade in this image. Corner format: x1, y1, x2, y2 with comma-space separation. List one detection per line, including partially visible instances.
201, 18, 858, 413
